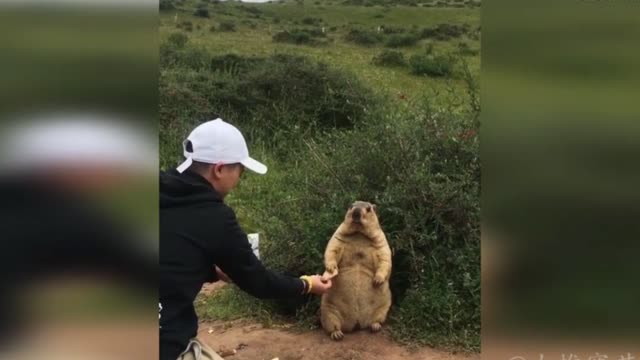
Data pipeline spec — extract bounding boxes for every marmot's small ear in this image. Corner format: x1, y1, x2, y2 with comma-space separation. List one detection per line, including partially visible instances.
372, 204, 377, 212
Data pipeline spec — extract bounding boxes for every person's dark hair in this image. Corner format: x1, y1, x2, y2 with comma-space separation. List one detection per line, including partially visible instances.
190, 160, 213, 176
189, 161, 243, 177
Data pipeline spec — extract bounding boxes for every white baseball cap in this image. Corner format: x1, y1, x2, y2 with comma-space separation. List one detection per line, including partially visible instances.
176, 118, 267, 175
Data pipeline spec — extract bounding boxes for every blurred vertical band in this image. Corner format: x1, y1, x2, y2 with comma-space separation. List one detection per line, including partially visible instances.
483, 0, 640, 359
0, 1, 158, 359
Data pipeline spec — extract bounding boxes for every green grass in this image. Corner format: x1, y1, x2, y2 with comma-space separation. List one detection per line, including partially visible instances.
159, 0, 479, 102
195, 285, 319, 330
160, 0, 480, 352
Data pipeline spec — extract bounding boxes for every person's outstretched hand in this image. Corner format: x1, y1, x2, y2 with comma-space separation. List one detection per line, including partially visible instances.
308, 274, 332, 295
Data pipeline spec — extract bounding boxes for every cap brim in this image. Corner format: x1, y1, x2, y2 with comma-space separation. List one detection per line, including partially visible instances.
241, 157, 267, 175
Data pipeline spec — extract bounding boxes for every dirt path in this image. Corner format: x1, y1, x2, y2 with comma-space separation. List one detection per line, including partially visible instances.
198, 284, 478, 360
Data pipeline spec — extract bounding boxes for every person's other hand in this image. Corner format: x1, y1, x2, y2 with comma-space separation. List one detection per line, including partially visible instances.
215, 266, 231, 283
308, 274, 332, 295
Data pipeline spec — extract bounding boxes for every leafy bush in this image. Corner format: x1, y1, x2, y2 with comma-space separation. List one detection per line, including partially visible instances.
371, 49, 406, 67
272, 30, 315, 45
425, 41, 435, 55
177, 21, 193, 32
381, 26, 406, 34
194, 7, 209, 18
409, 53, 456, 77
218, 21, 236, 32
159, 52, 377, 159
420, 23, 469, 40
457, 41, 479, 56
159, 0, 175, 11
302, 16, 323, 26
223, 90, 480, 350
239, 5, 262, 16
385, 33, 419, 48
167, 32, 189, 49
344, 28, 383, 46
272, 28, 326, 45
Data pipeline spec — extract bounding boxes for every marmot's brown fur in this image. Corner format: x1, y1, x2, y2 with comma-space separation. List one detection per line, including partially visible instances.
320, 201, 392, 340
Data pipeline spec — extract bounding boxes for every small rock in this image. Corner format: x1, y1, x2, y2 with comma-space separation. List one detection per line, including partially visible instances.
217, 346, 236, 357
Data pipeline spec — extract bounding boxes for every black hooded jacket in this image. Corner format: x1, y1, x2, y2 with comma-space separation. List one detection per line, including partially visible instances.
159, 169, 304, 360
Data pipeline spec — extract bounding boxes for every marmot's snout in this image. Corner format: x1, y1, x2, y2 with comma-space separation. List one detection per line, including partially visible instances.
352, 207, 362, 223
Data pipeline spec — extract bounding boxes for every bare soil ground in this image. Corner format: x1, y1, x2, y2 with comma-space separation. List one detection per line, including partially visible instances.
198, 283, 479, 360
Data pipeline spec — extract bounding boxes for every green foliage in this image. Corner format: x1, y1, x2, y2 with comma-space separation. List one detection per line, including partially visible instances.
344, 28, 383, 46
219, 21, 236, 32
409, 53, 455, 77
371, 49, 406, 67
177, 20, 193, 32
381, 25, 406, 34
239, 5, 263, 16
273, 30, 314, 45
420, 23, 469, 40
167, 32, 189, 49
343, 0, 418, 5
385, 33, 419, 48
272, 28, 326, 46
159, 0, 480, 351
159, 51, 377, 165
224, 82, 480, 351
302, 16, 323, 26
457, 41, 479, 56
194, 7, 210, 18
159, 0, 175, 11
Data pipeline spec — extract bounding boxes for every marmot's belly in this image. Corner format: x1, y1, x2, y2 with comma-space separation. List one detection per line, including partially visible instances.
331, 265, 387, 320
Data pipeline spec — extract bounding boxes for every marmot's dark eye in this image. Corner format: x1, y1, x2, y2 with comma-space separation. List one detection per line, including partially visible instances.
367, 206, 371, 212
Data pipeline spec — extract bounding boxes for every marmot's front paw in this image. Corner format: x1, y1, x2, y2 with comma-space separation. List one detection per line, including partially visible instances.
370, 323, 382, 332
323, 264, 338, 281
322, 270, 337, 281
330, 330, 344, 341
373, 274, 385, 287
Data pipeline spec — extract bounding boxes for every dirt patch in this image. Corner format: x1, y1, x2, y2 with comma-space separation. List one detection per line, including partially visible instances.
201, 281, 228, 296
197, 319, 478, 360
198, 281, 478, 360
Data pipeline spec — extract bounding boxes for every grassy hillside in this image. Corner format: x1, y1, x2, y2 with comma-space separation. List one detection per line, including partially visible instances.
160, 0, 480, 352
159, 0, 480, 105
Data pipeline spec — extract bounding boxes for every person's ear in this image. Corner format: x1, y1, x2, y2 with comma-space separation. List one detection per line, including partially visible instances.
212, 163, 225, 178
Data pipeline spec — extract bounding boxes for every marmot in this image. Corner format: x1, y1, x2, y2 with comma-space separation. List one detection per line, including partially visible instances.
320, 201, 392, 340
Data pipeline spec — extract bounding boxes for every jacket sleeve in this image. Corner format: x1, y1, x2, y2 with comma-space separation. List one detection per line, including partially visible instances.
212, 206, 305, 299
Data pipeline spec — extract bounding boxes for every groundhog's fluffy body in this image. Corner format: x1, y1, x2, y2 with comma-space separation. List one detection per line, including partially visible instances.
320, 201, 392, 340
